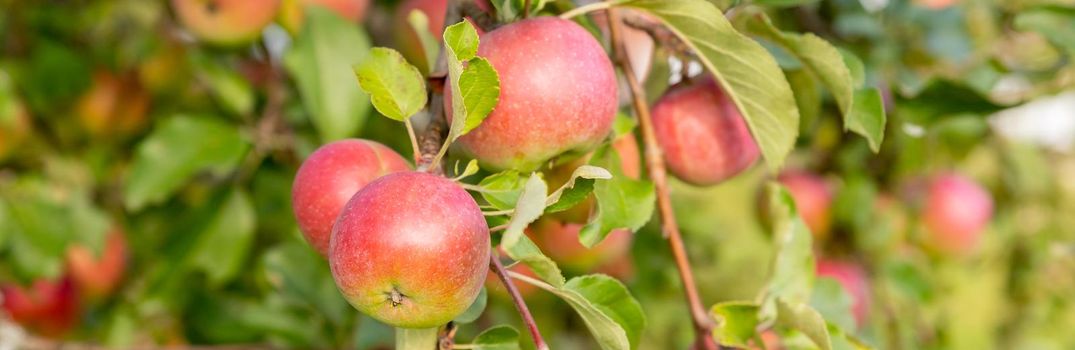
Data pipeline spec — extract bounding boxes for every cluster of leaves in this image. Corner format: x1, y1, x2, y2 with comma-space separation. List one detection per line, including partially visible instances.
1, 0, 1075, 349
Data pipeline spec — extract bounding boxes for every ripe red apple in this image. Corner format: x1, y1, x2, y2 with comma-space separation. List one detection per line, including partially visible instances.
778, 171, 834, 240
815, 259, 870, 327
921, 173, 993, 255
528, 219, 632, 273
171, 0, 281, 46
330, 172, 489, 328
292, 139, 410, 256
547, 134, 641, 223
66, 228, 127, 299
279, 0, 371, 34
76, 71, 150, 139
1, 277, 79, 338
0, 99, 31, 162
652, 78, 759, 186
449, 17, 618, 171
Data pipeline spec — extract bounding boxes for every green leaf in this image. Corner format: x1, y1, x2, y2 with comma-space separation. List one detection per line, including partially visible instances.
407, 10, 441, 73
625, 0, 799, 170
354, 47, 427, 121
502, 234, 565, 288
786, 69, 821, 133
759, 183, 815, 323
750, 13, 853, 117
1014, 7, 1075, 55
479, 170, 526, 210
839, 49, 865, 87
194, 55, 254, 117
124, 115, 248, 211
846, 88, 886, 152
454, 287, 488, 324
776, 298, 832, 350
580, 145, 655, 248
284, 6, 372, 141
443, 20, 500, 143
709, 301, 761, 348
444, 21, 480, 61
545, 165, 613, 212
456, 159, 481, 179
500, 174, 548, 250
470, 325, 521, 350
261, 239, 351, 325
188, 189, 256, 287
459, 57, 501, 134
564, 275, 646, 349
1, 179, 109, 279
810, 278, 856, 332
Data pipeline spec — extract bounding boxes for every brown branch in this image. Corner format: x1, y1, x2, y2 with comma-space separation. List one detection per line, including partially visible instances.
437, 321, 457, 350
606, 7, 718, 350
490, 252, 549, 350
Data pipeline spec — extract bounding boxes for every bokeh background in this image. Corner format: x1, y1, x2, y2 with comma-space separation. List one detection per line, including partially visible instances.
1, 0, 1075, 349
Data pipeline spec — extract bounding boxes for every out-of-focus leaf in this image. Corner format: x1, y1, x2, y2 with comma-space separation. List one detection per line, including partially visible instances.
261, 239, 350, 325
194, 55, 254, 117
759, 183, 815, 323
846, 88, 886, 152
1013, 7, 1075, 55
454, 287, 488, 324
470, 325, 521, 350
625, 0, 800, 170
188, 189, 256, 287
776, 299, 831, 350
810, 278, 856, 332
284, 6, 372, 141
406, 10, 440, 73
124, 115, 248, 210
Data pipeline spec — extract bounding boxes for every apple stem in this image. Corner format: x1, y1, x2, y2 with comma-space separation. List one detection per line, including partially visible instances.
404, 118, 423, 165
606, 7, 718, 350
490, 252, 550, 350
397, 327, 439, 350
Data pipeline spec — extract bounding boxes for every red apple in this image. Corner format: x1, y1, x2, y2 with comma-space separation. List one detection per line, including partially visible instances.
778, 171, 834, 240
66, 228, 127, 299
1, 277, 79, 338
292, 139, 410, 256
76, 71, 150, 139
330, 172, 489, 328
171, 0, 281, 46
529, 219, 632, 273
921, 173, 993, 255
815, 259, 870, 327
652, 78, 759, 186
279, 0, 371, 34
449, 17, 618, 171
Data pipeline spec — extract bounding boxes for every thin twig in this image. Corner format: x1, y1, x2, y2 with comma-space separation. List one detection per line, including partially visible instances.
522, 0, 531, 18
490, 252, 549, 350
621, 12, 694, 60
606, 7, 717, 350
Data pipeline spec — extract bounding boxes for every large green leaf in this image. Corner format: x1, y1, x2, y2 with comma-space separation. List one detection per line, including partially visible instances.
776, 298, 832, 350
564, 275, 647, 349
188, 189, 256, 287
624, 0, 799, 169
284, 6, 372, 141
503, 234, 565, 288
124, 115, 248, 210
354, 47, 427, 121
580, 145, 655, 248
